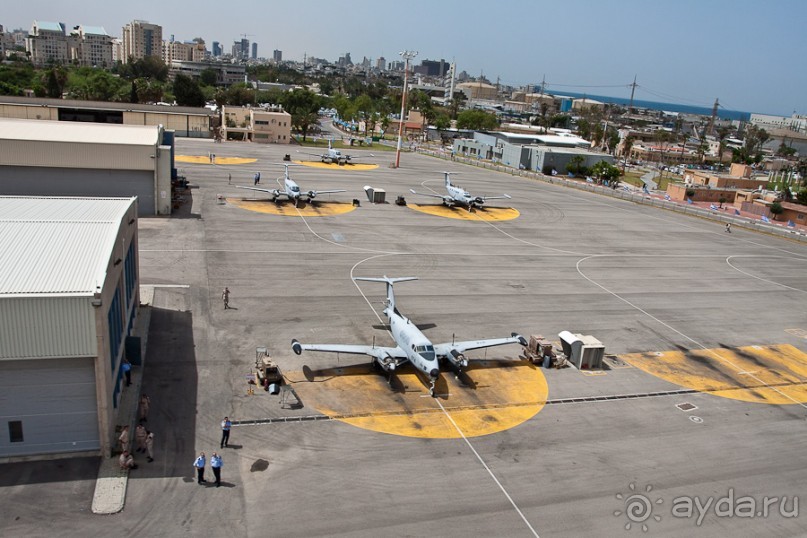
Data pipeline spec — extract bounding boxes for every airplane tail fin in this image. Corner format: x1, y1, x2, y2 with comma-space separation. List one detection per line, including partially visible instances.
354, 276, 417, 310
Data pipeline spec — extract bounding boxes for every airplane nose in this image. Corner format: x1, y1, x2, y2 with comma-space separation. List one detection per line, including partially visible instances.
429, 368, 439, 378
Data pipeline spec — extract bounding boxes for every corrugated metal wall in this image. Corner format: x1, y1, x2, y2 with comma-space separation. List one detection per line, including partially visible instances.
0, 357, 99, 456
0, 167, 155, 215
0, 140, 154, 170
0, 297, 96, 359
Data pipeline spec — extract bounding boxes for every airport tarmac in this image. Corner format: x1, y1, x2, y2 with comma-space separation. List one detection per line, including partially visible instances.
2, 137, 807, 537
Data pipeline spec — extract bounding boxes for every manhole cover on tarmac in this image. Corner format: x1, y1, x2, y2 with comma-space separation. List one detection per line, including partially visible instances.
676, 402, 697, 411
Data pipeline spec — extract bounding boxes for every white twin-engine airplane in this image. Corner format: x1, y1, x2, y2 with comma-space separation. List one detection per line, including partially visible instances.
298, 138, 374, 165
236, 163, 345, 207
292, 276, 526, 397
409, 172, 511, 211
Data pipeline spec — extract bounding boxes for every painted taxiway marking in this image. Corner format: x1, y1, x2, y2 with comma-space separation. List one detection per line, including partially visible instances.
285, 360, 548, 439
408, 203, 520, 222
227, 198, 357, 217
175, 155, 257, 165
621, 344, 807, 405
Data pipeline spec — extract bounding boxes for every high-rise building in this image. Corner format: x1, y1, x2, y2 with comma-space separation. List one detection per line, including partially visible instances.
273, 49, 282, 62
414, 59, 448, 77
251, 42, 257, 59
122, 20, 162, 63
70, 25, 113, 67
26, 21, 69, 67
212, 41, 221, 57
232, 38, 249, 60
376, 56, 385, 71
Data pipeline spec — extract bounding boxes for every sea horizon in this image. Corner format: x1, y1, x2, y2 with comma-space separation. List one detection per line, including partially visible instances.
550, 90, 752, 122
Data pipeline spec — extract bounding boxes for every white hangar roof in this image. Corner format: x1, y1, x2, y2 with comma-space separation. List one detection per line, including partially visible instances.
0, 196, 137, 296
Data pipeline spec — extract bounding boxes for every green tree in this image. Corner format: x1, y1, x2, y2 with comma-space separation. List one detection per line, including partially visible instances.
173, 74, 206, 107
199, 68, 218, 87
769, 201, 783, 221
566, 155, 586, 177
796, 190, 807, 205
44, 66, 68, 98
456, 109, 498, 130
280, 88, 322, 141
590, 160, 620, 183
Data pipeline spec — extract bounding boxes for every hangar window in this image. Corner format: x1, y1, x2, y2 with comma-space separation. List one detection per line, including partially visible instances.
9, 421, 23, 443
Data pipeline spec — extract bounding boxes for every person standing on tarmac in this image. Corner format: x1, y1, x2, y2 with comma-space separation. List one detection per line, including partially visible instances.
194, 452, 207, 484
221, 417, 231, 448
211, 452, 223, 487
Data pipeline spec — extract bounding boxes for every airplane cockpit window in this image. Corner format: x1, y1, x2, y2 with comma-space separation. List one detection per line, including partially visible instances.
291, 185, 300, 192
415, 345, 436, 361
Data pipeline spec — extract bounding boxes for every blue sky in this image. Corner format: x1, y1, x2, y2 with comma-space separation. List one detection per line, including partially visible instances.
6, 0, 806, 115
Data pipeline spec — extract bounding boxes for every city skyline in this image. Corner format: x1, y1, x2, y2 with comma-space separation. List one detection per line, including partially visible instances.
5, 0, 806, 116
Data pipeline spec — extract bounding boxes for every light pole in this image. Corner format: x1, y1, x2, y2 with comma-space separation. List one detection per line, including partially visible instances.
395, 50, 418, 168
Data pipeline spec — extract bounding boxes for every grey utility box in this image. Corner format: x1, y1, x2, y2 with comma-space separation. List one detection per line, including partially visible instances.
364, 185, 386, 204
558, 331, 605, 369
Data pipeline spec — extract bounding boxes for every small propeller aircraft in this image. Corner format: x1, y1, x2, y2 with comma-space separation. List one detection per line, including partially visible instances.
292, 276, 526, 397
298, 138, 374, 165
409, 172, 511, 212
236, 163, 345, 207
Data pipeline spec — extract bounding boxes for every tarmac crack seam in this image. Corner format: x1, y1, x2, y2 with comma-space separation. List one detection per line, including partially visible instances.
435, 398, 541, 538
576, 255, 807, 410
725, 255, 807, 294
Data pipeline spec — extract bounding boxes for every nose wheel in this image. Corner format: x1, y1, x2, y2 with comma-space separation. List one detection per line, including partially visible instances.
429, 379, 436, 397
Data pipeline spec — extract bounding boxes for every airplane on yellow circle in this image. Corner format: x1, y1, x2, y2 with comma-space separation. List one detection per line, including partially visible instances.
236, 164, 345, 207
292, 276, 526, 397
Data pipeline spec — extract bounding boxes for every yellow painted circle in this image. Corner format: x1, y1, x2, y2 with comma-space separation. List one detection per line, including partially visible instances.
227, 198, 357, 217
294, 160, 379, 171
621, 344, 807, 405
408, 203, 520, 222
285, 360, 548, 438
176, 155, 257, 165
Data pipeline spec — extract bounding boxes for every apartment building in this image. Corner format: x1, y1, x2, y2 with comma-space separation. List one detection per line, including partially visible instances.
26, 21, 69, 66
221, 105, 291, 143
122, 20, 162, 63
70, 26, 113, 67
163, 39, 207, 64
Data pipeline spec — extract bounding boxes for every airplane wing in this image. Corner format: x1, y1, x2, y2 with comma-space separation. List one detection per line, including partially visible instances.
409, 189, 451, 202
292, 341, 407, 361
236, 186, 281, 197
296, 150, 326, 159
481, 194, 512, 201
433, 333, 526, 357
308, 189, 347, 196
345, 153, 375, 161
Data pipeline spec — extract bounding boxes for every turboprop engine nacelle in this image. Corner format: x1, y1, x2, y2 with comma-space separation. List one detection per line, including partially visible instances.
447, 349, 468, 369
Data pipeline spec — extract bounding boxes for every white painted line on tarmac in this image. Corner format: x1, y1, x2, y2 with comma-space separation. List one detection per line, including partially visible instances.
576, 255, 807, 410
436, 398, 540, 538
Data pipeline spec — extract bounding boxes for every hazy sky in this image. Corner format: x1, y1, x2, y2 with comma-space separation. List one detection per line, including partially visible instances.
5, 0, 805, 115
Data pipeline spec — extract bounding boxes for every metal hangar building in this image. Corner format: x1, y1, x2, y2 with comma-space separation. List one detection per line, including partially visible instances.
0, 196, 140, 458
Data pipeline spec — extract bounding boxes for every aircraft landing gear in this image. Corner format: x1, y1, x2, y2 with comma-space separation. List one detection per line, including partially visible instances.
429, 379, 436, 397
